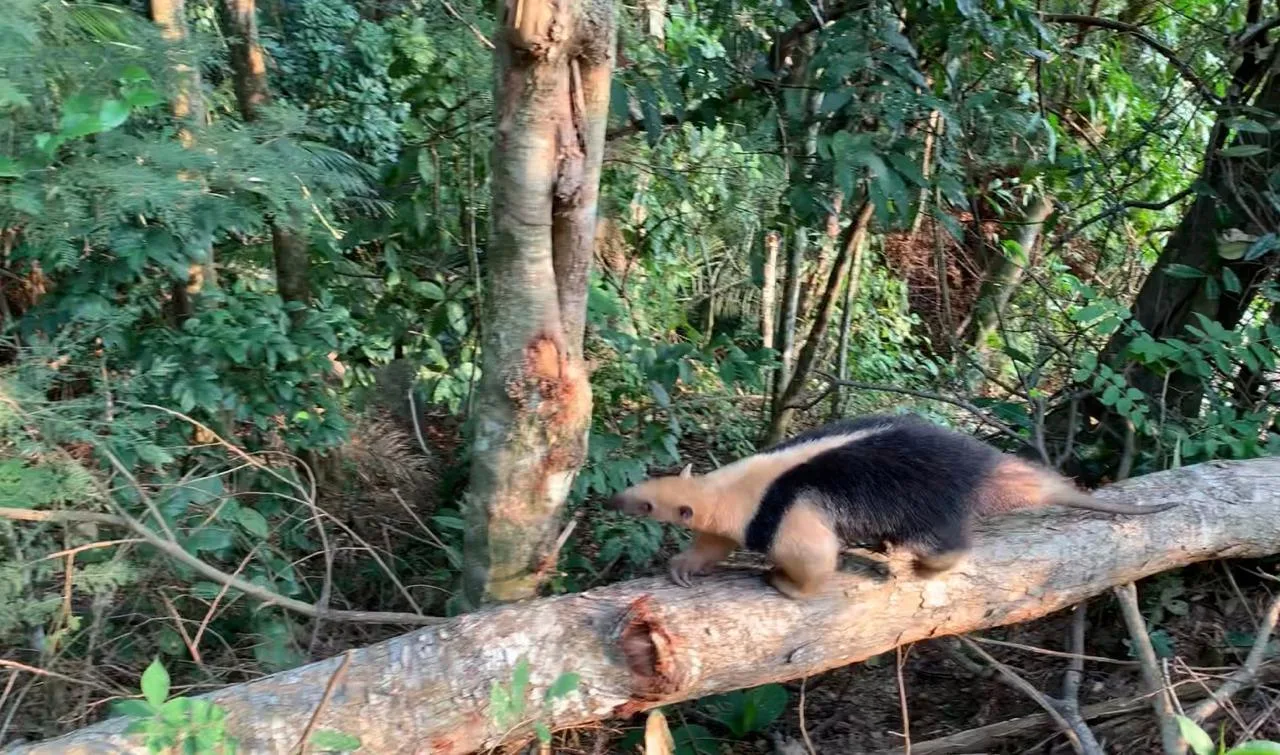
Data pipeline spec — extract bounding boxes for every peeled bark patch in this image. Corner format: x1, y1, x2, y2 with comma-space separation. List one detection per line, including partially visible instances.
22, 458, 1280, 755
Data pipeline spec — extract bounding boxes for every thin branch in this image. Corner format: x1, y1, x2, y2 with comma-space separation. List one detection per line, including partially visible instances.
1040, 14, 1219, 103
293, 650, 354, 755
1189, 591, 1280, 723
1113, 582, 1183, 754
0, 501, 444, 627
957, 637, 1086, 755
439, 0, 494, 49
807, 373, 1029, 448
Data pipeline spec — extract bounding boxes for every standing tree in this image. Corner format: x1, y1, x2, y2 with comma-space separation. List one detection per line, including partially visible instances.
218, 0, 310, 327
463, 0, 616, 604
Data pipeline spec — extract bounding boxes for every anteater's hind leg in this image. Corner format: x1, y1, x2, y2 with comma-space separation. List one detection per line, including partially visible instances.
904, 519, 972, 578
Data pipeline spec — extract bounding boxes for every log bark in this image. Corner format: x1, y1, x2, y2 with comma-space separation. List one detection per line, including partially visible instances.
17, 456, 1280, 755
463, 0, 615, 604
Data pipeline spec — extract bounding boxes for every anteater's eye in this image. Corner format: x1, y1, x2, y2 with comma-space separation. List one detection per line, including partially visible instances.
678, 505, 693, 521
640, 501, 653, 514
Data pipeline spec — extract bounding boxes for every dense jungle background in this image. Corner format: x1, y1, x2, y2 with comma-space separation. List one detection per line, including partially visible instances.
3, 0, 1280, 751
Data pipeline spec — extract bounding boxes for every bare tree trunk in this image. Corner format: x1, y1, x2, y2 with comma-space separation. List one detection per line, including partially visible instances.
760, 230, 780, 351
21, 457, 1280, 755
796, 191, 843, 324
907, 110, 942, 241
963, 194, 1055, 351
151, 0, 210, 324
774, 37, 821, 399
463, 0, 615, 605
221, 0, 270, 120
828, 226, 868, 419
219, 0, 310, 328
766, 200, 874, 445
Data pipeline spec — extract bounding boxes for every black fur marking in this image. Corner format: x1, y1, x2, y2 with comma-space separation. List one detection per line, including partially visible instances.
744, 415, 1001, 554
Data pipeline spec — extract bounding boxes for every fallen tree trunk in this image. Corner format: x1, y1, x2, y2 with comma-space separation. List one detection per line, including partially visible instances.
15, 457, 1280, 755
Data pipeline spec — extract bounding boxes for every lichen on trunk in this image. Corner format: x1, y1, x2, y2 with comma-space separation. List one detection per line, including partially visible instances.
464, 0, 616, 605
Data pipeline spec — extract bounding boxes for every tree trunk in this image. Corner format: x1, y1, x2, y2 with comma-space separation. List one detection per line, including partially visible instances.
773, 37, 821, 399
766, 199, 874, 445
219, 0, 310, 325
963, 194, 1055, 351
220, 0, 270, 121
151, 0, 210, 324
760, 230, 780, 351
1100, 59, 1280, 420
828, 225, 868, 419
150, 0, 205, 128
463, 0, 615, 605
20, 457, 1280, 755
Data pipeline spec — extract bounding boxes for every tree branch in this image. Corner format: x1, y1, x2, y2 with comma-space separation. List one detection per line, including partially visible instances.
16, 457, 1280, 755
1040, 14, 1219, 104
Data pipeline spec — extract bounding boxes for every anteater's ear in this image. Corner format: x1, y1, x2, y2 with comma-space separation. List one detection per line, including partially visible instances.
679, 463, 693, 479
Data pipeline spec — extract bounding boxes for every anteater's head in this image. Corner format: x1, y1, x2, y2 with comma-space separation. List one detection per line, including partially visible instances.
607, 464, 704, 527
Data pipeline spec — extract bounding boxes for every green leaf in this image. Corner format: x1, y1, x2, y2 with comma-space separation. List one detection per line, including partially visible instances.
1072, 304, 1108, 323
119, 65, 151, 83
510, 657, 531, 709
112, 699, 156, 719
544, 672, 580, 701
533, 722, 552, 745
140, 659, 170, 708
123, 87, 165, 109
0, 156, 22, 178
1176, 715, 1215, 755
185, 526, 233, 554
1165, 264, 1206, 280
1222, 267, 1242, 294
236, 508, 270, 539
1226, 743, 1280, 755
1245, 233, 1278, 261
98, 99, 130, 131
309, 729, 362, 752
1221, 144, 1267, 158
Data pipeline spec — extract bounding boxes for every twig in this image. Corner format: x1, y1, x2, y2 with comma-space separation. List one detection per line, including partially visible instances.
1113, 582, 1182, 755
1039, 15, 1218, 103
293, 650, 353, 755
1058, 603, 1105, 755
533, 512, 581, 583
957, 637, 1086, 755
799, 676, 817, 755
970, 636, 1137, 666
1189, 591, 1280, 723
192, 546, 258, 659
808, 372, 1028, 448
0, 501, 444, 626
0, 660, 118, 694
896, 645, 912, 755
440, 0, 494, 49
159, 591, 203, 666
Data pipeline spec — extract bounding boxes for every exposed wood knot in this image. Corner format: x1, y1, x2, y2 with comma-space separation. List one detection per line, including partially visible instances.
613, 596, 684, 714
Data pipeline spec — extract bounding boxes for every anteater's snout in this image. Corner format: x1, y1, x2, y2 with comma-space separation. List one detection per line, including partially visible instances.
605, 495, 625, 511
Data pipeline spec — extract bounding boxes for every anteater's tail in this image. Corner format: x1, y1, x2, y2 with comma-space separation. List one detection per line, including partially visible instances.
980, 458, 1178, 516
1040, 471, 1178, 515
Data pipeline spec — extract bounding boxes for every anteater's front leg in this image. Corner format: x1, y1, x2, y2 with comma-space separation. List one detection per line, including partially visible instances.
669, 532, 737, 587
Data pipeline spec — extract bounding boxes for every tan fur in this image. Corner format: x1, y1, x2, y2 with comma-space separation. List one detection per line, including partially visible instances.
976, 458, 1050, 514
609, 426, 891, 597
765, 496, 839, 599
697, 427, 889, 540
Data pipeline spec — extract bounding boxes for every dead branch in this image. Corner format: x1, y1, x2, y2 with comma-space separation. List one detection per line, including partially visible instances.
1114, 581, 1183, 754
1189, 591, 1280, 723
13, 457, 1280, 755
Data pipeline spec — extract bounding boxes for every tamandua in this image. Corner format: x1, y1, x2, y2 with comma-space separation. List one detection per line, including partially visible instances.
607, 414, 1176, 599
